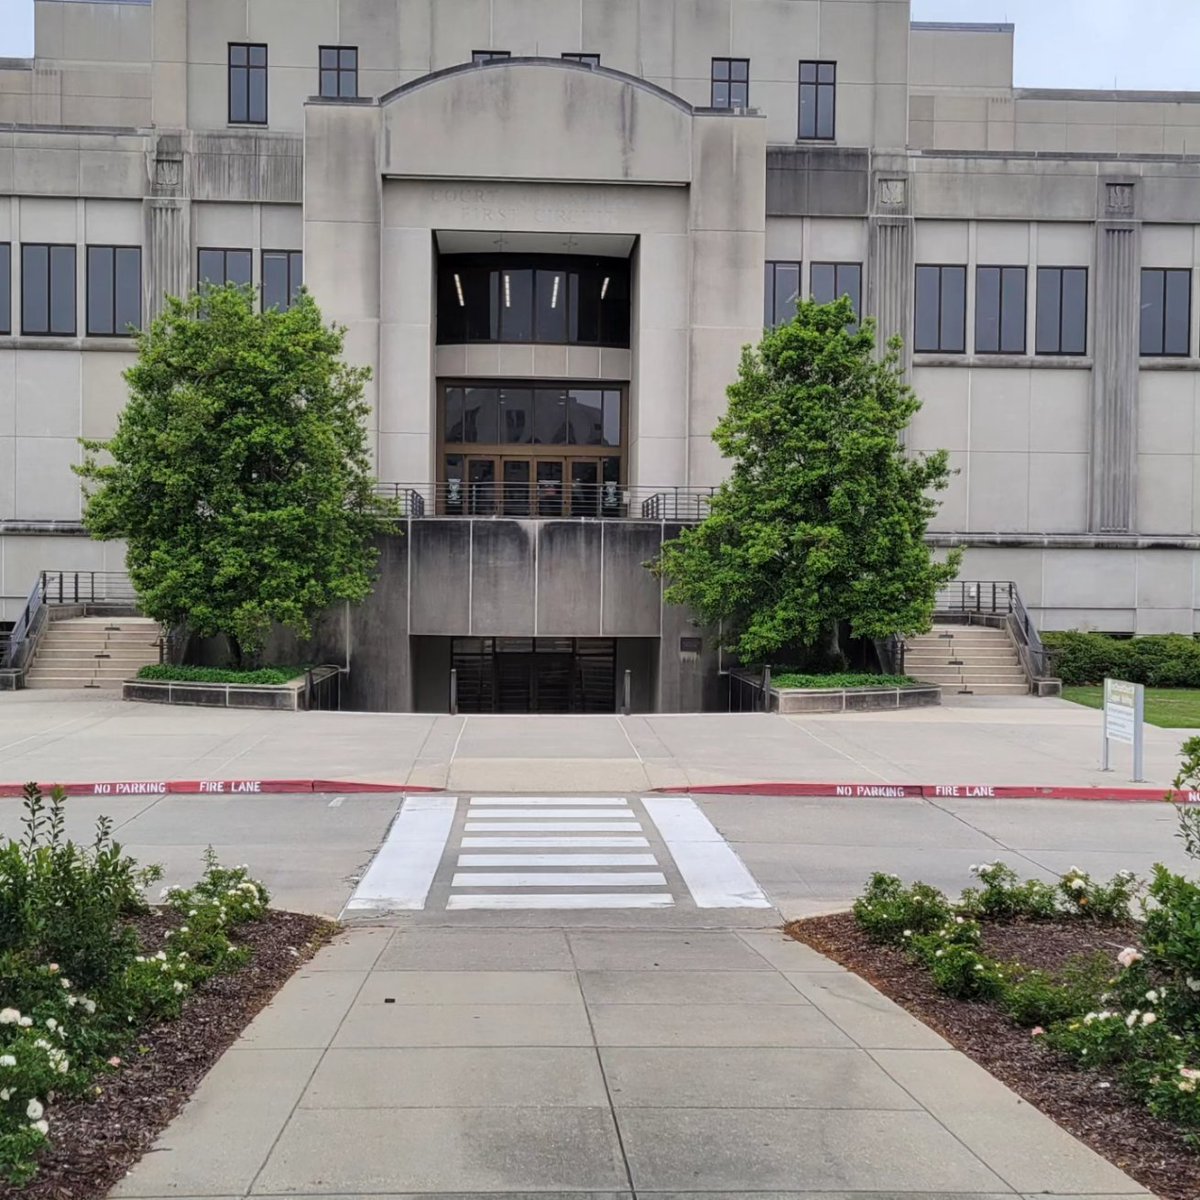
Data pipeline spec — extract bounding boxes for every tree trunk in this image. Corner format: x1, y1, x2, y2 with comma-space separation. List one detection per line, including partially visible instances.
227, 634, 243, 671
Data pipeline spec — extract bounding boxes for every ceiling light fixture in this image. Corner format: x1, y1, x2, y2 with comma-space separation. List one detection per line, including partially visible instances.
601, 276, 610, 300
551, 275, 560, 309
454, 273, 465, 307
504, 273, 511, 308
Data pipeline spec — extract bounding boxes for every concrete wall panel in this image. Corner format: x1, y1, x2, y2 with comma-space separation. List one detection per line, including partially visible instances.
470, 519, 536, 635
408, 518, 471, 633
601, 521, 662, 635
536, 521, 602, 635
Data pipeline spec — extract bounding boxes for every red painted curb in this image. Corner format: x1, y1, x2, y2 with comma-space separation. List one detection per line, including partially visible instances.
658, 782, 1196, 804
0, 779, 432, 798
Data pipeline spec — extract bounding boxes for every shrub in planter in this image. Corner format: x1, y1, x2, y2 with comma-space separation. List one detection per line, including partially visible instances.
997, 955, 1111, 1027
1058, 865, 1140, 921
959, 861, 1059, 921
852, 873, 953, 945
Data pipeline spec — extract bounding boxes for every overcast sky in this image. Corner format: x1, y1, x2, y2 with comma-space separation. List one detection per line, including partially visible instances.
0, 0, 1198, 90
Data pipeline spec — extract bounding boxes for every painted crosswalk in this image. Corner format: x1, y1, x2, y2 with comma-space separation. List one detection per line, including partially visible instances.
342, 793, 771, 914
448, 795, 673, 910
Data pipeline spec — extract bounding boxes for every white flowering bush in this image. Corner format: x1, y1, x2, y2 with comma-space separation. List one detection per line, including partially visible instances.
0, 785, 273, 1183
1056, 865, 1140, 920
959, 861, 1059, 921
851, 873, 952, 944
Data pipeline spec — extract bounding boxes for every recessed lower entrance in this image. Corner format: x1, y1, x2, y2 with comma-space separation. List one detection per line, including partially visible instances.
451, 637, 616, 713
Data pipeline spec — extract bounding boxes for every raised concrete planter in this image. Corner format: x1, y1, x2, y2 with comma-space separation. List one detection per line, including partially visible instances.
771, 682, 942, 713
122, 666, 341, 711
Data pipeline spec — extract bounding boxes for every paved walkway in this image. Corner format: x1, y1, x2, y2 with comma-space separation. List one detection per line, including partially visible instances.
110, 920, 1151, 1198
1, 690, 1191, 792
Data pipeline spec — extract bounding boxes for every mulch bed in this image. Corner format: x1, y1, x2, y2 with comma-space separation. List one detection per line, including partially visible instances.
787, 912, 1197, 1200
2, 909, 336, 1200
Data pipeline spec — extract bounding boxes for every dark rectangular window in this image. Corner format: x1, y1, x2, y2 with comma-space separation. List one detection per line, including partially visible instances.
0, 243, 9, 335
914, 264, 966, 354
799, 60, 836, 139
22, 243, 76, 336
711, 58, 749, 109
1036, 266, 1088, 355
319, 46, 358, 98
1141, 267, 1192, 357
809, 261, 861, 321
198, 248, 253, 288
562, 52, 600, 66
229, 43, 267, 124
262, 250, 303, 311
975, 265, 1027, 354
764, 261, 801, 327
86, 245, 141, 336
472, 50, 510, 63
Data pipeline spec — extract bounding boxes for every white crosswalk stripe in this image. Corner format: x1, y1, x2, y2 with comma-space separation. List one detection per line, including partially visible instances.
448, 796, 675, 911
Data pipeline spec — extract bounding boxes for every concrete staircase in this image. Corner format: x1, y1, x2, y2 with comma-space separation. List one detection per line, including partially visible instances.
24, 616, 161, 690
906, 624, 1030, 696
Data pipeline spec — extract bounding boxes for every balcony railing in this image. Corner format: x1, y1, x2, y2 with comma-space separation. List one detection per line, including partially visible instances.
373, 483, 717, 521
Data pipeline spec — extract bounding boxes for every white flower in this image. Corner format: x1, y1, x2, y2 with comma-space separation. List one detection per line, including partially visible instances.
188, 909, 197, 917
935, 949, 945, 958
18, 1017, 32, 1028
1146, 990, 1159, 1004
26, 1099, 43, 1121
1117, 947, 1143, 969
65, 995, 77, 1008
173, 980, 185, 995
0, 1088, 10, 1101
1068, 878, 1086, 891
1143, 1012, 1157, 1026
179, 926, 189, 934
155, 951, 167, 962
0, 1055, 15, 1068
1126, 1011, 1139, 1028
902, 929, 912, 938
47, 963, 59, 974
0, 1008, 20, 1025
955, 916, 965, 925
82, 998, 96, 1015
1188, 977, 1200, 993
32, 1118, 48, 1135
45, 1018, 58, 1032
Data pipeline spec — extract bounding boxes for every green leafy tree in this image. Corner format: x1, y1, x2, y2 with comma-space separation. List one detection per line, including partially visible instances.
76, 284, 387, 664
654, 297, 961, 665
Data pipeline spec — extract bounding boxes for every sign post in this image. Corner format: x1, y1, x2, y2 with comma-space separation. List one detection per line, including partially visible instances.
1101, 677, 1144, 781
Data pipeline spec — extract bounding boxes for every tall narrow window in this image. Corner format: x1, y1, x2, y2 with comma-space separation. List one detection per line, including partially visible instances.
975, 265, 1027, 354
0, 243, 10, 335
262, 250, 303, 311
22, 244, 76, 336
562, 52, 600, 66
472, 50, 510, 63
229, 43, 267, 124
1036, 267, 1088, 355
764, 261, 801, 327
809, 262, 862, 321
1141, 267, 1192, 357
799, 60, 836, 139
914, 264, 967, 354
198, 248, 253, 288
86, 246, 141, 336
319, 46, 358, 98
711, 58, 749, 109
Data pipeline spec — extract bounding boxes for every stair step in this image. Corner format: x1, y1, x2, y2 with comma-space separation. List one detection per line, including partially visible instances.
24, 677, 125, 690
938, 683, 1031, 696
905, 652, 1020, 664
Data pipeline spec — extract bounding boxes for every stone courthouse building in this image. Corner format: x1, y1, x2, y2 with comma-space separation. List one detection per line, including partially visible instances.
2, 0, 1200, 710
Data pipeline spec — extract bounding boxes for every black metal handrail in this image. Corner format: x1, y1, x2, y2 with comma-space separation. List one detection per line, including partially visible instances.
935, 579, 1050, 678
372, 482, 715, 521
41, 570, 138, 605
0, 576, 47, 671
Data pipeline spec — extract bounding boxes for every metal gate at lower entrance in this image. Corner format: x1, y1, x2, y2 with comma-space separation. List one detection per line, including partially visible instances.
451, 638, 616, 713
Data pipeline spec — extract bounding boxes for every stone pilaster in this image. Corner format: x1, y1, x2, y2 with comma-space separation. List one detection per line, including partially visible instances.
143, 134, 191, 319
867, 165, 915, 374
1091, 221, 1141, 533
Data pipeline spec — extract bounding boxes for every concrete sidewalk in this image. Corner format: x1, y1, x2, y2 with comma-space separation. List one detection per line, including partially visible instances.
110, 923, 1151, 1199
1, 689, 1190, 793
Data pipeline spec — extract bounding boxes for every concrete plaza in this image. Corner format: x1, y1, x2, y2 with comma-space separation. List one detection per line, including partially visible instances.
0, 691, 1184, 1197
0, 689, 1190, 794
106, 922, 1151, 1199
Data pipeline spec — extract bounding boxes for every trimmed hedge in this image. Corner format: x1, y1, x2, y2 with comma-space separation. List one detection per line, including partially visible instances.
771, 672, 916, 689
1043, 631, 1200, 687
136, 664, 307, 686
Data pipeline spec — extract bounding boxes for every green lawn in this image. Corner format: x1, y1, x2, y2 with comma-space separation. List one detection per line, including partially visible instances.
1062, 685, 1200, 729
